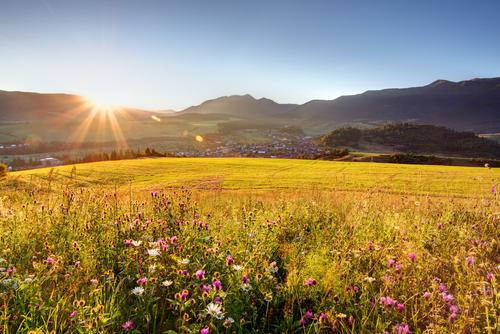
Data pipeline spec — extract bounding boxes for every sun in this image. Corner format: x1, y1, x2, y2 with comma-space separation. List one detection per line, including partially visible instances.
85, 96, 121, 114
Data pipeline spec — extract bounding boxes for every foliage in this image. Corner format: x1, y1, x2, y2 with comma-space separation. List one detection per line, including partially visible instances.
321, 123, 500, 158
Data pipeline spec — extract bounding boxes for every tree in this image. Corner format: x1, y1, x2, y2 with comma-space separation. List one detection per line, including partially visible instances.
0, 163, 7, 177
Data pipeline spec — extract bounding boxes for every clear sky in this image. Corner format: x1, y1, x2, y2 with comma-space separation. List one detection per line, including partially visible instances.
1, 0, 500, 110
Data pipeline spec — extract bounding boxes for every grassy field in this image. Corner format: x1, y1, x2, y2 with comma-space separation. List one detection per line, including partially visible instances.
8, 157, 500, 197
0, 158, 498, 333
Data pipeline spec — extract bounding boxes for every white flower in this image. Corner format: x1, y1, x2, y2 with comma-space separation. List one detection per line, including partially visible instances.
131, 240, 142, 247
90, 279, 99, 285
162, 280, 173, 287
268, 261, 279, 274
206, 302, 224, 319
363, 277, 376, 283
223, 317, 235, 328
179, 258, 190, 265
147, 248, 160, 257
232, 265, 243, 271
240, 283, 252, 292
131, 286, 145, 296
148, 264, 157, 273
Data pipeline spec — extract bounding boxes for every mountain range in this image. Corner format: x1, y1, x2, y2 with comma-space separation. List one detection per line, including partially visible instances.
1, 77, 500, 143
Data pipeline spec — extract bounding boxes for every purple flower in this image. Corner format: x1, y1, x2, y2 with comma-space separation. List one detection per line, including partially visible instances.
442, 292, 454, 303
212, 280, 222, 290
242, 274, 248, 284
388, 258, 396, 267
6, 266, 14, 276
195, 270, 205, 280
466, 256, 474, 266
396, 303, 405, 312
226, 255, 233, 265
304, 310, 313, 319
319, 313, 327, 322
449, 304, 459, 314
170, 235, 178, 244
394, 323, 411, 334
200, 327, 209, 334
491, 185, 497, 194
304, 277, 317, 286
408, 252, 416, 261
423, 291, 431, 299
46, 256, 57, 265
122, 320, 134, 331
438, 283, 447, 292
137, 277, 148, 286
437, 223, 443, 229
70, 311, 77, 318
487, 271, 493, 282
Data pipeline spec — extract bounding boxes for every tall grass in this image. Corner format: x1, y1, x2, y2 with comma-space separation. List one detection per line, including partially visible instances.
0, 175, 498, 333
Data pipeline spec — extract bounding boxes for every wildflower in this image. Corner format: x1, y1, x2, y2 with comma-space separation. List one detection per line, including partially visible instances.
408, 252, 416, 261
240, 282, 252, 292
242, 274, 248, 284
319, 313, 327, 322
46, 256, 57, 265
394, 323, 411, 334
6, 266, 14, 276
232, 265, 243, 271
131, 286, 145, 296
264, 292, 273, 302
388, 258, 396, 267
200, 284, 211, 293
487, 272, 493, 282
441, 292, 454, 303
123, 239, 132, 246
148, 264, 157, 273
304, 277, 317, 286
438, 283, 447, 292
131, 240, 142, 247
491, 185, 497, 194
363, 276, 376, 283
147, 248, 160, 257
226, 255, 234, 265
268, 261, 279, 274
200, 327, 209, 334
70, 311, 77, 318
90, 279, 98, 285
223, 317, 235, 328
122, 320, 134, 331
162, 280, 173, 287
304, 310, 313, 319
179, 258, 190, 265
396, 303, 405, 312
423, 291, 431, 299
195, 269, 205, 280
466, 256, 474, 266
437, 223, 443, 229
206, 302, 224, 319
212, 280, 222, 290
137, 277, 148, 286
74, 261, 80, 268
170, 235, 178, 244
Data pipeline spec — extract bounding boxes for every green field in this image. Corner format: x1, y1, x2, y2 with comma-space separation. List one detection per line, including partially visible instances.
0, 158, 498, 333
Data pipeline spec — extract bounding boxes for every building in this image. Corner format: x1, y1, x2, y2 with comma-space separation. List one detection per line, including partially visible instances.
40, 157, 63, 167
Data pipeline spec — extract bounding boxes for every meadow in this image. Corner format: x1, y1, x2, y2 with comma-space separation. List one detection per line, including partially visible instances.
0, 158, 498, 333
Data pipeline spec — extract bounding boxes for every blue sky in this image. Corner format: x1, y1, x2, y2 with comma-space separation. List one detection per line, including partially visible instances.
1, 0, 499, 110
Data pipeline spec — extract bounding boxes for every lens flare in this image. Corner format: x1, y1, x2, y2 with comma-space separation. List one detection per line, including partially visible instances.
195, 135, 204, 142
151, 115, 161, 122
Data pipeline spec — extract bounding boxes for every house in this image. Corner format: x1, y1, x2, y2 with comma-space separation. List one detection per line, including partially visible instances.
40, 157, 63, 167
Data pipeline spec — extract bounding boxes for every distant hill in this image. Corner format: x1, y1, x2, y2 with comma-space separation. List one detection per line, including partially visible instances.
290, 78, 500, 133
320, 123, 500, 159
180, 94, 298, 118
